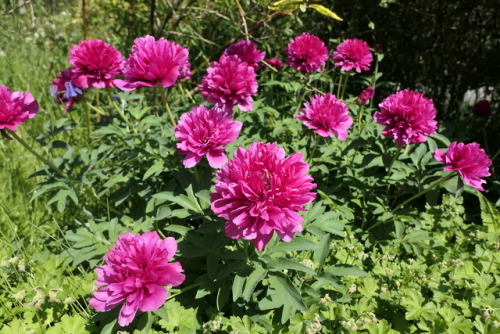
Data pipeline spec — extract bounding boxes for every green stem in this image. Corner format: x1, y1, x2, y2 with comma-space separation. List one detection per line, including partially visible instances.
366, 172, 457, 232
336, 74, 343, 97
369, 55, 380, 109
168, 282, 202, 299
9, 131, 68, 178
390, 172, 456, 215
159, 85, 176, 127
340, 73, 349, 100
85, 103, 91, 136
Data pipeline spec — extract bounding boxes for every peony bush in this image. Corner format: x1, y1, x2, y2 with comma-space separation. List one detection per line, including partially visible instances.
0, 3, 498, 334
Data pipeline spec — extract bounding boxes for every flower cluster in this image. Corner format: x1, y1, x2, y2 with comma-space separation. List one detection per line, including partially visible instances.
174, 105, 242, 168
199, 55, 258, 114
434, 141, 492, 191
223, 40, 266, 70
373, 89, 438, 146
115, 35, 191, 91
69, 39, 124, 89
89, 232, 185, 327
295, 93, 353, 140
211, 142, 317, 252
285, 33, 329, 73
0, 85, 39, 131
332, 39, 373, 73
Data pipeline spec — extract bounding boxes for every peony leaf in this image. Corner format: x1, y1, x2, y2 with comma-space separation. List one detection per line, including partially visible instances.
308, 4, 343, 21
268, 0, 303, 11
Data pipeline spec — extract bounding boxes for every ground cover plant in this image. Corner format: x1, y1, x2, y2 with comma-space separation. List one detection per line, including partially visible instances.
0, 1, 499, 333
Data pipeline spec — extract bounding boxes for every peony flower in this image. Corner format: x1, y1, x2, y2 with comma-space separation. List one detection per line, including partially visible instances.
472, 100, 492, 118
69, 39, 124, 89
373, 89, 438, 146
223, 40, 266, 70
211, 142, 317, 252
50, 67, 84, 113
115, 35, 191, 91
198, 55, 258, 114
0, 85, 39, 131
332, 39, 373, 73
294, 93, 353, 140
434, 142, 492, 191
89, 232, 185, 327
285, 33, 329, 73
265, 58, 284, 69
174, 105, 242, 168
358, 87, 375, 105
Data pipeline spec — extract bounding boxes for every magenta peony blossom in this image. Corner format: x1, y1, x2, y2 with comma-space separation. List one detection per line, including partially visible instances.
89, 232, 185, 327
434, 142, 492, 191
198, 55, 258, 114
69, 39, 123, 89
373, 90, 438, 146
211, 142, 317, 252
294, 93, 353, 140
358, 87, 375, 105
285, 33, 329, 73
50, 67, 84, 113
223, 40, 266, 70
174, 105, 243, 168
0, 85, 39, 131
472, 100, 492, 118
265, 58, 284, 69
115, 35, 191, 91
332, 39, 373, 73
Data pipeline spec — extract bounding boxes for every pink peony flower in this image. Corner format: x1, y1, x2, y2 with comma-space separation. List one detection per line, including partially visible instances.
174, 105, 243, 168
373, 89, 438, 146
115, 35, 191, 91
332, 39, 373, 73
434, 141, 492, 191
50, 67, 84, 113
69, 39, 124, 89
265, 58, 284, 69
294, 93, 353, 140
198, 55, 258, 114
0, 85, 39, 131
285, 33, 329, 73
358, 87, 375, 105
89, 232, 185, 327
211, 142, 317, 252
472, 100, 492, 118
223, 40, 266, 70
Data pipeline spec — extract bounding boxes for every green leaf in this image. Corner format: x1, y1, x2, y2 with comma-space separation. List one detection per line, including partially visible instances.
216, 283, 230, 311
268, 258, 315, 275
268, 272, 306, 311
267, 236, 318, 254
325, 265, 369, 277
143, 160, 164, 180
477, 192, 500, 233
308, 4, 343, 21
243, 265, 268, 301
313, 234, 330, 268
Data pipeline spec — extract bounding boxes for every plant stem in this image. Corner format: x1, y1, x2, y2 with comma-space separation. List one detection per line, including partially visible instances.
336, 74, 343, 97
369, 55, 380, 109
85, 103, 91, 136
390, 172, 456, 214
9, 131, 68, 178
168, 282, 202, 299
340, 73, 349, 100
159, 85, 176, 127
366, 172, 456, 232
